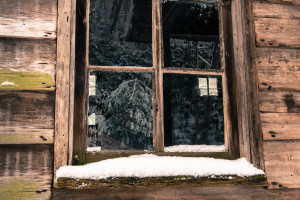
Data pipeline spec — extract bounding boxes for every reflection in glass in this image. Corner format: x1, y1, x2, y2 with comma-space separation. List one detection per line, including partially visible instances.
164, 74, 224, 146
89, 0, 152, 67
88, 71, 153, 150
163, 1, 220, 69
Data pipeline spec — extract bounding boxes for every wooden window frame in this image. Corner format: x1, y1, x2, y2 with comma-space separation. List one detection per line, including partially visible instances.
54, 0, 264, 175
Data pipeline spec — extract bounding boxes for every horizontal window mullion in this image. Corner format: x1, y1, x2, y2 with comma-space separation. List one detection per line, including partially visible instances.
162, 68, 224, 76
88, 65, 155, 73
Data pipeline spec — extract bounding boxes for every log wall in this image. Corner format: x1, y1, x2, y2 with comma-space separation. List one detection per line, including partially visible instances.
252, 0, 300, 188
0, 0, 57, 198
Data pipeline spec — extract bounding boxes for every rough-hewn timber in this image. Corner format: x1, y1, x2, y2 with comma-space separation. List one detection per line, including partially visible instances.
0, 38, 56, 79
255, 48, 300, 91
56, 175, 267, 190
0, 90, 55, 144
0, 0, 57, 39
0, 144, 53, 199
263, 141, 300, 188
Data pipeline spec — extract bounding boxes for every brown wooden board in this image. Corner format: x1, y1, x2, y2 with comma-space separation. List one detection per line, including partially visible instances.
0, 0, 57, 39
259, 91, 300, 113
0, 90, 55, 144
261, 113, 300, 140
0, 144, 53, 199
54, 0, 73, 179
52, 186, 300, 200
56, 175, 266, 190
0, 38, 56, 80
254, 18, 300, 48
253, 1, 300, 19
255, 48, 300, 91
256, 0, 300, 7
263, 141, 300, 188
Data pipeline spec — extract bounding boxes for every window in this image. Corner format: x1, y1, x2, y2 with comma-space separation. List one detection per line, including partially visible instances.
73, 0, 235, 161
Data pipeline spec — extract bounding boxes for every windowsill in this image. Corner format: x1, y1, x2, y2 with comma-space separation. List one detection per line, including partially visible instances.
55, 175, 267, 189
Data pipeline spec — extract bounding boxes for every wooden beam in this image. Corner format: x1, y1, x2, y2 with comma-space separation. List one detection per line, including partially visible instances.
54, 0, 72, 179
152, 0, 164, 152
73, 0, 89, 164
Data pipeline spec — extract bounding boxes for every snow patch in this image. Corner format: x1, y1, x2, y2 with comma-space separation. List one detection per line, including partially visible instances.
164, 145, 226, 152
1, 81, 17, 86
86, 146, 102, 152
56, 154, 264, 180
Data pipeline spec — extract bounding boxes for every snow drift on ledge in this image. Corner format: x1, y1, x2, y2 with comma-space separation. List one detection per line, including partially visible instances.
164, 145, 226, 152
56, 154, 264, 180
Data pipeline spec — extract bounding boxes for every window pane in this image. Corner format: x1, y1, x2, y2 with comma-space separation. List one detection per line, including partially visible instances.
88, 71, 153, 150
164, 74, 223, 146
162, 1, 220, 69
89, 0, 152, 67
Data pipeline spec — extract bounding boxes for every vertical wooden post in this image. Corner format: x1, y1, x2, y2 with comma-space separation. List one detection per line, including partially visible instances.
73, 0, 89, 164
152, 0, 164, 151
54, 0, 72, 180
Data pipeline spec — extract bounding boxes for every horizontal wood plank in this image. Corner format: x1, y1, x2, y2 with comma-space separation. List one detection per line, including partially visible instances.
263, 141, 300, 188
52, 186, 300, 200
56, 175, 266, 189
261, 113, 300, 140
0, 90, 55, 144
0, 38, 56, 80
0, 0, 57, 39
259, 91, 300, 113
255, 48, 300, 91
253, 2, 300, 19
0, 144, 53, 199
256, 0, 300, 7
255, 18, 300, 48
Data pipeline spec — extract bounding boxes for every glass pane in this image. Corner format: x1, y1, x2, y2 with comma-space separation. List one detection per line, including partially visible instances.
88, 71, 153, 150
89, 0, 152, 67
164, 74, 224, 146
162, 1, 220, 69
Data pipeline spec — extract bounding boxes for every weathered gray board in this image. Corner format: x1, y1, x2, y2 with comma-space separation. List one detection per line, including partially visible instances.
0, 145, 53, 199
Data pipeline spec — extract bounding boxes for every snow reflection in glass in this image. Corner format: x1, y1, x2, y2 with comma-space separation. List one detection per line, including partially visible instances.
89, 0, 152, 67
88, 71, 153, 150
164, 74, 224, 146
163, 1, 220, 69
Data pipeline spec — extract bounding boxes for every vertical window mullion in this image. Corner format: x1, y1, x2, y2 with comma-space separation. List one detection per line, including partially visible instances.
152, 0, 164, 151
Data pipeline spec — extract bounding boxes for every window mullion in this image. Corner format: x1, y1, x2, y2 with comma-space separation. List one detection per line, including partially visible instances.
152, 0, 164, 152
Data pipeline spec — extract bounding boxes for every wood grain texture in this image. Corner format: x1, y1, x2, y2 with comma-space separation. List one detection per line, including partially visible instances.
255, 18, 300, 48
153, 0, 164, 152
0, 144, 53, 199
0, 90, 54, 144
52, 186, 300, 200
261, 113, 300, 140
231, 0, 251, 161
264, 141, 300, 188
256, 0, 300, 7
56, 175, 266, 189
0, 38, 56, 79
0, 0, 57, 39
255, 48, 300, 91
54, 0, 72, 178
253, 1, 300, 19
259, 91, 300, 113
73, 0, 89, 165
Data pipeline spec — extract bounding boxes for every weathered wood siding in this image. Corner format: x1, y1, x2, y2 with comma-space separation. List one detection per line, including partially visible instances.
253, 0, 300, 188
0, 0, 57, 198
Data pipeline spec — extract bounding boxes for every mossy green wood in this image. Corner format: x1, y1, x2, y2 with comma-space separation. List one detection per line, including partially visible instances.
0, 69, 55, 90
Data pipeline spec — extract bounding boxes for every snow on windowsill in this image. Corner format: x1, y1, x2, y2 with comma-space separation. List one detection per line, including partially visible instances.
164, 145, 226, 152
86, 146, 102, 152
56, 154, 264, 180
